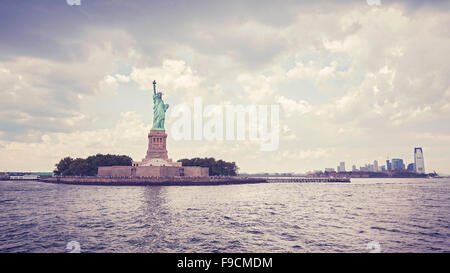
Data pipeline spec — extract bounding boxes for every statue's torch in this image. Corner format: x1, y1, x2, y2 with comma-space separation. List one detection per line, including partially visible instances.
153, 80, 156, 95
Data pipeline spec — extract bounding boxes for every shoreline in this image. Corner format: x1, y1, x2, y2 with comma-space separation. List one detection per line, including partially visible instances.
39, 176, 268, 186
37, 176, 350, 186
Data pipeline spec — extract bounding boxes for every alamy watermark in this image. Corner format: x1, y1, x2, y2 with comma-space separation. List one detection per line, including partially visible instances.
170, 97, 280, 151
66, 0, 81, 6
66, 240, 81, 253
366, 0, 381, 6
366, 240, 381, 253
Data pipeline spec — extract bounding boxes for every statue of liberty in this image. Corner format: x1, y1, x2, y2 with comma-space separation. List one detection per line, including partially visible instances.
151, 80, 169, 130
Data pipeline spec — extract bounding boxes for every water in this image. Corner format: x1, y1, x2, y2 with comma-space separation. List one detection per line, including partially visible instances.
0, 178, 449, 253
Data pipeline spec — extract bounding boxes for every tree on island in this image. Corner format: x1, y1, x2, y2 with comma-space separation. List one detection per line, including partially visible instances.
54, 157, 74, 175
54, 154, 132, 176
177, 157, 239, 176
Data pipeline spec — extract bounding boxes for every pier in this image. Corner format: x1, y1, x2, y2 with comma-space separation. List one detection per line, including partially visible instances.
264, 177, 350, 183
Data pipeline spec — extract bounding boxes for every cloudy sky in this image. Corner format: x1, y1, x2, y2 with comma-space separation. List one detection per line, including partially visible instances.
1, 0, 449, 173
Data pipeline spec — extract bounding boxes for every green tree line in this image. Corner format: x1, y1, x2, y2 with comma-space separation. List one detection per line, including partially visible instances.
177, 157, 238, 176
54, 154, 238, 177
54, 154, 132, 176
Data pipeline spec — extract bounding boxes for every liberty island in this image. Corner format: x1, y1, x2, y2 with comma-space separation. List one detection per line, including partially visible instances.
39, 81, 270, 185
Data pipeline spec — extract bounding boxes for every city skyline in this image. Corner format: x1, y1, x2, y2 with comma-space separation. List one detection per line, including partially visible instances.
319, 147, 429, 174
1, 1, 450, 173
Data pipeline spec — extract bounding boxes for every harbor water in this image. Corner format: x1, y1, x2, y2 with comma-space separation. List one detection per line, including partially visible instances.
0, 178, 449, 252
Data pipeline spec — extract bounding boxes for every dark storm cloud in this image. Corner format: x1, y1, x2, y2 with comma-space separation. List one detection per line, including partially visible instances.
1, 0, 445, 63
0, 0, 350, 63
389, 0, 450, 10
0, 1, 85, 61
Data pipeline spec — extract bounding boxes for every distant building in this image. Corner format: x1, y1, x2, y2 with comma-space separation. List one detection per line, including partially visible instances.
368, 164, 374, 172
374, 160, 379, 172
338, 162, 345, 173
386, 160, 392, 171
360, 166, 369, 172
414, 147, 425, 174
391, 158, 405, 171
407, 163, 416, 172
380, 165, 386, 172
352, 165, 357, 172
9, 174, 39, 180
325, 168, 335, 173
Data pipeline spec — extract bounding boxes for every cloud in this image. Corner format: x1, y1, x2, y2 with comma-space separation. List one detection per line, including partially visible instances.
0, 111, 150, 171
0, 61, 91, 140
0, 28, 135, 141
130, 59, 202, 97
115, 74, 131, 83
277, 96, 312, 116
237, 73, 275, 102
96, 75, 119, 96
287, 60, 338, 81
277, 148, 334, 160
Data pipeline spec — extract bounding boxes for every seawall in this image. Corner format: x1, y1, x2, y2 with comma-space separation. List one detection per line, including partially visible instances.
39, 176, 268, 186
38, 176, 350, 186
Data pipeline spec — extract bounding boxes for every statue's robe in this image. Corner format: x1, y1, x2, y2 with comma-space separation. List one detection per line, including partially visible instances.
152, 94, 169, 130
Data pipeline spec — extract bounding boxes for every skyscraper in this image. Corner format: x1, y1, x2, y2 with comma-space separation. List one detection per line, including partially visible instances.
391, 158, 405, 171
338, 162, 345, 172
407, 163, 416, 172
414, 147, 425, 174
374, 160, 379, 172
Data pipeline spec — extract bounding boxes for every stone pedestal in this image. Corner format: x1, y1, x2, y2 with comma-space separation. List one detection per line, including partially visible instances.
146, 130, 168, 160
133, 130, 182, 167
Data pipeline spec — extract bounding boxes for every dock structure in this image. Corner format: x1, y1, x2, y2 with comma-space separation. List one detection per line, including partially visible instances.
264, 177, 350, 183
